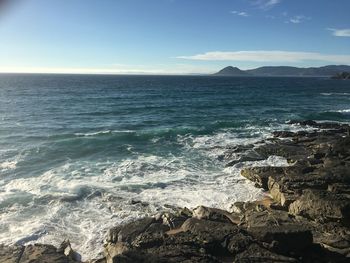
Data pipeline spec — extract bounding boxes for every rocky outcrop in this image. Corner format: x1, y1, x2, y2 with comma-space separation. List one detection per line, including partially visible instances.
0, 242, 82, 263
1, 120, 350, 262
331, 72, 350, 80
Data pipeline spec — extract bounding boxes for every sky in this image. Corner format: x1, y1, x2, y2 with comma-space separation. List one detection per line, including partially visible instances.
0, 0, 349, 74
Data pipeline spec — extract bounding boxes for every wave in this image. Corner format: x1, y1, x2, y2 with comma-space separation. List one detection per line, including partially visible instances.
320, 92, 350, 96
0, 160, 18, 171
74, 130, 135, 137
337, 109, 350, 113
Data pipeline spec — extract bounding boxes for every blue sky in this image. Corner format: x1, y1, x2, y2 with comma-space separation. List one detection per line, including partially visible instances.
0, 0, 349, 74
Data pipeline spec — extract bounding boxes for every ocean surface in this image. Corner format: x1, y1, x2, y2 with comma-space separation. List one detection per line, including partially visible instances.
0, 74, 350, 258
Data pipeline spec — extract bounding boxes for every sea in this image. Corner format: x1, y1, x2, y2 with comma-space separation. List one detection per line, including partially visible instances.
0, 74, 349, 259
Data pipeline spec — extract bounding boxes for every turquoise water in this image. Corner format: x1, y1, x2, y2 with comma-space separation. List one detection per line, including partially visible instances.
0, 74, 349, 258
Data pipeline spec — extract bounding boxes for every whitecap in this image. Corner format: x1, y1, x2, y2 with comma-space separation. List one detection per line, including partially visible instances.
337, 109, 350, 113
74, 130, 111, 136
320, 92, 350, 96
0, 160, 18, 170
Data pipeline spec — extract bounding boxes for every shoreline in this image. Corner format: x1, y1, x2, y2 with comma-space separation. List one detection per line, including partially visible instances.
1, 120, 350, 262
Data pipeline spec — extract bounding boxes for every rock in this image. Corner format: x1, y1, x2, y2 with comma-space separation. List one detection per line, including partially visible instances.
241, 167, 284, 190
225, 232, 254, 255
0, 244, 24, 263
234, 244, 298, 262
161, 213, 187, 230
248, 225, 313, 255
181, 218, 239, 254
192, 206, 240, 224
18, 244, 74, 263
181, 218, 238, 242
104, 242, 130, 263
108, 217, 155, 244
268, 176, 299, 207
331, 72, 350, 80
289, 189, 350, 223
243, 209, 295, 228
58, 240, 81, 262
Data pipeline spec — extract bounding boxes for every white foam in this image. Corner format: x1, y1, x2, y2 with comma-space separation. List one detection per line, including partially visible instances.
320, 92, 350, 96
0, 127, 294, 260
0, 160, 17, 170
74, 130, 112, 136
337, 109, 350, 113
74, 130, 135, 137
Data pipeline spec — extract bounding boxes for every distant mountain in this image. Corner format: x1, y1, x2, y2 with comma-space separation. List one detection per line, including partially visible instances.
213, 66, 250, 76
213, 65, 350, 77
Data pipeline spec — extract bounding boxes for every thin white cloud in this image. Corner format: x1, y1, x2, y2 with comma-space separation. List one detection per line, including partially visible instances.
288, 15, 310, 24
253, 0, 281, 10
177, 50, 350, 64
327, 28, 350, 37
231, 10, 249, 17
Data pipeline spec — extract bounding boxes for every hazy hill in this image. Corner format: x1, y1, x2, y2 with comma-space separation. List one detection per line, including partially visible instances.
213, 65, 350, 77
213, 66, 250, 76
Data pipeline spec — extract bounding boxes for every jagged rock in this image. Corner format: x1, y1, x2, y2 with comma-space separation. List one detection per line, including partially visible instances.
289, 189, 350, 223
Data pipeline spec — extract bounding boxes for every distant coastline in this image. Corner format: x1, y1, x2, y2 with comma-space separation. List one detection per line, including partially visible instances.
213, 65, 350, 77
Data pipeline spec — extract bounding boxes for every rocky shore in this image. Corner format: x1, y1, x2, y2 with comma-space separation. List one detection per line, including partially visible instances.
1, 120, 350, 263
